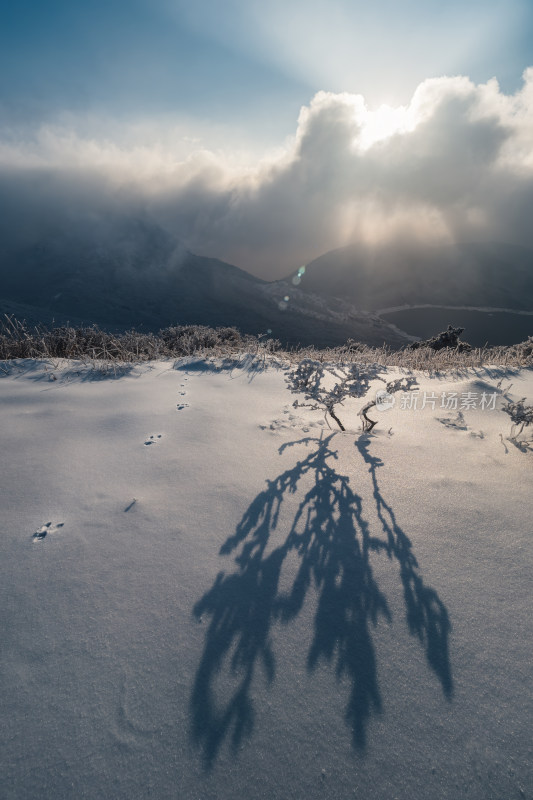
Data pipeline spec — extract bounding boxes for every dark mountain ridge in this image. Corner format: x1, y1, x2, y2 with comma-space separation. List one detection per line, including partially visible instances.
0, 218, 408, 348
290, 240, 533, 312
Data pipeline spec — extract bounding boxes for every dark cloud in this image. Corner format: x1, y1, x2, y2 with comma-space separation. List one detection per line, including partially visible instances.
1, 72, 533, 278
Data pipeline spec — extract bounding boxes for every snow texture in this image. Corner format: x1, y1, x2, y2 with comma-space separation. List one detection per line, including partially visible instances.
1, 357, 532, 799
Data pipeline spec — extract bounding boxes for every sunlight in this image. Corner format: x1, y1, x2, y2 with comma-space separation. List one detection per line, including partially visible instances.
358, 103, 414, 150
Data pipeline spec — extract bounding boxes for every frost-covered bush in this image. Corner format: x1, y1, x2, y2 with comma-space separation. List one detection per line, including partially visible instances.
505, 335, 533, 362
502, 398, 533, 438
409, 324, 472, 352
158, 324, 245, 355
358, 376, 419, 431
286, 360, 383, 430
286, 360, 417, 432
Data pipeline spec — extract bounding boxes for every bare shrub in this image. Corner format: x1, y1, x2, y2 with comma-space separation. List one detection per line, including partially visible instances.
502, 398, 533, 439
358, 376, 419, 432
158, 325, 245, 356
286, 360, 418, 432
286, 360, 385, 431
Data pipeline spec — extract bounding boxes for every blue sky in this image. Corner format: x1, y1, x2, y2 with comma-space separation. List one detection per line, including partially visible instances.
1, 0, 533, 275
2, 0, 532, 145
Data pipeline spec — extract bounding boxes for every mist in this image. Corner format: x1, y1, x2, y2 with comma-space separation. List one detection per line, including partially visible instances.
1, 70, 533, 279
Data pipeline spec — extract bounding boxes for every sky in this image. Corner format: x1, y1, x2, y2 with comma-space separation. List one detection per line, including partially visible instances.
1, 0, 533, 277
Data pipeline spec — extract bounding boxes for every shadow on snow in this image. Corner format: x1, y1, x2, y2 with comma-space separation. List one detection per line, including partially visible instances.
190, 432, 452, 767
174, 353, 279, 383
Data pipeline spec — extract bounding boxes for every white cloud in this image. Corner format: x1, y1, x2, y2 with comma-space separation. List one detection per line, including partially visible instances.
1, 71, 533, 277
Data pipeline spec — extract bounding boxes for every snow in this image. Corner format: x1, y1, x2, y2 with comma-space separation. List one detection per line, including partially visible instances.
1, 357, 532, 800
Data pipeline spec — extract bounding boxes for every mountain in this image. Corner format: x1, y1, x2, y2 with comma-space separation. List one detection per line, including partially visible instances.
0, 217, 262, 331
0, 217, 409, 348
290, 241, 533, 311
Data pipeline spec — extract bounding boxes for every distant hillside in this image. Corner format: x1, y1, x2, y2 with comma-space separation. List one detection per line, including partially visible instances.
291, 241, 533, 311
0, 218, 409, 348
0, 218, 263, 330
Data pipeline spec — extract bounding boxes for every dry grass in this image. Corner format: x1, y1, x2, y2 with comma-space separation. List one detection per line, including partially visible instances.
0, 316, 266, 362
1, 315, 532, 372
289, 337, 533, 371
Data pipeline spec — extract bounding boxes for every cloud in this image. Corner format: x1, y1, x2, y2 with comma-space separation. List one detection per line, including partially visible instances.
1, 70, 533, 278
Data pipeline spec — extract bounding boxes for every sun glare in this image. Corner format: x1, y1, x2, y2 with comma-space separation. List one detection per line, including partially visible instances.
358, 103, 414, 150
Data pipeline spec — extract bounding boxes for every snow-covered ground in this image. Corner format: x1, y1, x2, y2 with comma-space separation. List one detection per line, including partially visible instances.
1, 356, 532, 800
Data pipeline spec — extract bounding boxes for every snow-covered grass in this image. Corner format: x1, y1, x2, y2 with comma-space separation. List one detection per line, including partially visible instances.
1, 355, 532, 800
2, 315, 533, 371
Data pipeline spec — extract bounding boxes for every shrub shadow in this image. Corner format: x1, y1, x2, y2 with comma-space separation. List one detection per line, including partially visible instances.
190, 433, 452, 767
175, 353, 279, 382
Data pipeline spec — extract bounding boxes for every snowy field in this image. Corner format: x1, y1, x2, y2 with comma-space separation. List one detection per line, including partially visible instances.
1, 356, 532, 800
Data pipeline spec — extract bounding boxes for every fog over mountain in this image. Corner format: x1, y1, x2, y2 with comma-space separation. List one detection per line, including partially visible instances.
1, 73, 533, 344
2, 71, 533, 281
0, 215, 409, 348
2, 211, 532, 348
288, 240, 533, 311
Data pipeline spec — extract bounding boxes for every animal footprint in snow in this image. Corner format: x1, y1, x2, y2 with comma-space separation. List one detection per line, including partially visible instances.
261, 415, 323, 432
33, 521, 64, 541
176, 403, 189, 411
144, 434, 162, 446
436, 411, 468, 431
